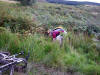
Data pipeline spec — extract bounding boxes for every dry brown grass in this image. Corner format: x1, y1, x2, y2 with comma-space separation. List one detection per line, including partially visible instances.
0, 0, 19, 3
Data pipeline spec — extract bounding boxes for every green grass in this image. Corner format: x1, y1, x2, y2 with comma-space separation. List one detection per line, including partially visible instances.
0, 1, 100, 34
0, 1, 100, 75
0, 1, 36, 33
0, 27, 100, 75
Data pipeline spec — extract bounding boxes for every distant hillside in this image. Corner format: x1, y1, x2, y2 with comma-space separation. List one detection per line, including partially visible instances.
46, 0, 100, 5
38, 0, 46, 2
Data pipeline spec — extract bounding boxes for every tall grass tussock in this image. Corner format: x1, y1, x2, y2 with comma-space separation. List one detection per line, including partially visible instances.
0, 27, 100, 75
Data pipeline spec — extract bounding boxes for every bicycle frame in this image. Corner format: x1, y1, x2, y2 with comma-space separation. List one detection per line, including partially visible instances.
0, 52, 28, 75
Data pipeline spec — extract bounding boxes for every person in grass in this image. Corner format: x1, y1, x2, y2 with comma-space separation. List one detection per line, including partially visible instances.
48, 26, 67, 46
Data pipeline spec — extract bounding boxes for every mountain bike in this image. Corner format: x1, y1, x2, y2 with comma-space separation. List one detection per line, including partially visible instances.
0, 51, 29, 75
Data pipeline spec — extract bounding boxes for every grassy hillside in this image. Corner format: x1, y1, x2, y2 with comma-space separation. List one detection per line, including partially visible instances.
0, 1, 100, 33
0, 1, 100, 75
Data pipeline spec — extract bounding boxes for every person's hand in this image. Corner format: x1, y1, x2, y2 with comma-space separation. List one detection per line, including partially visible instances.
53, 38, 56, 41
64, 31, 67, 34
